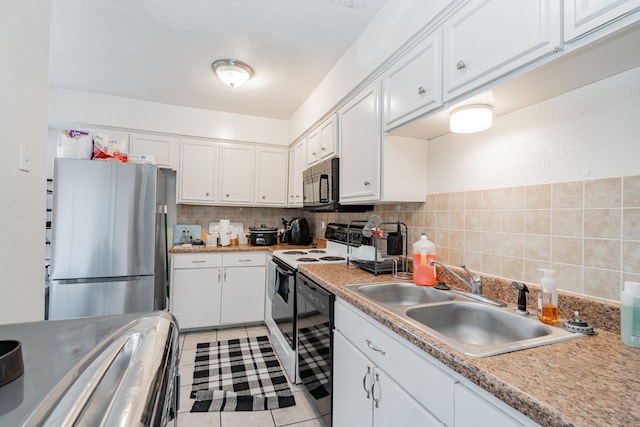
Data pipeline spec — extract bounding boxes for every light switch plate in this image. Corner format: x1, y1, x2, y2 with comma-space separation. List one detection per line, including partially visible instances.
19, 144, 30, 172
173, 224, 202, 244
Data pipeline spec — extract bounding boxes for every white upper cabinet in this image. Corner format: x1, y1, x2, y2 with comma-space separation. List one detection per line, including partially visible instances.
305, 114, 338, 167
338, 81, 381, 204
288, 140, 305, 207
564, 0, 640, 42
382, 29, 443, 131
443, 0, 561, 101
218, 143, 255, 205
177, 138, 218, 204
255, 146, 288, 206
130, 132, 177, 170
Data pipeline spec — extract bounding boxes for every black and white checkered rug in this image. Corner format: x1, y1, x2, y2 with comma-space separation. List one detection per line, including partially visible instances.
190, 335, 296, 412
297, 322, 331, 399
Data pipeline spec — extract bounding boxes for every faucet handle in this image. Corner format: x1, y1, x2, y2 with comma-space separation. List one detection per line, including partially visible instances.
460, 264, 479, 281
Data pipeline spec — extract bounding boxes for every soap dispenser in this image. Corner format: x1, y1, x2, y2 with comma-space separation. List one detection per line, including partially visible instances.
537, 269, 558, 325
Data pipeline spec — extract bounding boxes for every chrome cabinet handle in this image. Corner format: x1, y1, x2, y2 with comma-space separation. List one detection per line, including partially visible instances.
321, 147, 326, 152
418, 86, 426, 95
366, 338, 386, 355
372, 372, 380, 408
205, 192, 210, 197
364, 180, 370, 186
456, 60, 466, 70
192, 260, 206, 264
217, 269, 221, 282
223, 268, 227, 281
238, 259, 252, 263
362, 366, 372, 399
262, 195, 266, 199
226, 194, 230, 198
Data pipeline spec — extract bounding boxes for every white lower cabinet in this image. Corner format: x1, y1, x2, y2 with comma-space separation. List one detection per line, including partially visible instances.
170, 252, 266, 330
333, 331, 442, 427
333, 299, 540, 427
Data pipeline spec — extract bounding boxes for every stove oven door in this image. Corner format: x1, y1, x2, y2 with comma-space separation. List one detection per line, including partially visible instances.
271, 261, 296, 350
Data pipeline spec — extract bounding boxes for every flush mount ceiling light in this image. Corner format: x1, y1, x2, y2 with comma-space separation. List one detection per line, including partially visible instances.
449, 104, 493, 134
212, 59, 254, 88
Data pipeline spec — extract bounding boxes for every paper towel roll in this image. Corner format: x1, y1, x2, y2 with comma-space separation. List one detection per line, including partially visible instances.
219, 219, 231, 246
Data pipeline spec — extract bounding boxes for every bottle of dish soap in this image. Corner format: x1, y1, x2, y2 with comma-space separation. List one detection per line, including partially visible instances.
621, 281, 640, 349
413, 233, 436, 286
537, 268, 558, 325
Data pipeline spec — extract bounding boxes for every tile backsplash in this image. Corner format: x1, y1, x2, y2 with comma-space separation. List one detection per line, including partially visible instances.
176, 205, 305, 233
308, 175, 640, 303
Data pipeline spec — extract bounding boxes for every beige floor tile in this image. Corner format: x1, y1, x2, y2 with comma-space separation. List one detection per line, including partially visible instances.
178, 363, 195, 387
180, 345, 198, 368
216, 327, 248, 341
271, 390, 323, 426
183, 330, 218, 351
221, 410, 275, 427
283, 418, 327, 427
178, 383, 195, 414
246, 325, 269, 338
176, 411, 221, 427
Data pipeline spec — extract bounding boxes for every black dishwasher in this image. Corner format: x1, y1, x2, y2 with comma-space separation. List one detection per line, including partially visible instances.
296, 272, 334, 425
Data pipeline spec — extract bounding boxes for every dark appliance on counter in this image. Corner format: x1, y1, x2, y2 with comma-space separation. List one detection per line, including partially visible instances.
302, 157, 372, 212
280, 217, 312, 245
249, 224, 278, 246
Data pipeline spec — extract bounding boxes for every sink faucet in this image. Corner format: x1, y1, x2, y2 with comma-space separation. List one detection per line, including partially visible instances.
428, 260, 482, 294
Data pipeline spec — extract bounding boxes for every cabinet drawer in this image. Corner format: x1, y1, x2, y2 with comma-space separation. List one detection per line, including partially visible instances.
223, 252, 265, 267
172, 253, 222, 269
335, 299, 455, 426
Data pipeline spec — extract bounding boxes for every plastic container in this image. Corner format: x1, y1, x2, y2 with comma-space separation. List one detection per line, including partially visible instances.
621, 281, 640, 349
413, 233, 436, 286
537, 268, 558, 325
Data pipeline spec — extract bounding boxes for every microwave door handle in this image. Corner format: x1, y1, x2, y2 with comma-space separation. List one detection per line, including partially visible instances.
319, 174, 329, 203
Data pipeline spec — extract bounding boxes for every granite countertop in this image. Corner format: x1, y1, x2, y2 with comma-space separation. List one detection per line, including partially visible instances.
169, 240, 325, 254
297, 263, 640, 427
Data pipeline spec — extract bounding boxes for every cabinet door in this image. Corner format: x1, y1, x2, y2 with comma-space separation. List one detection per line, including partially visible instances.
178, 139, 218, 204
220, 266, 266, 325
454, 383, 523, 427
255, 147, 288, 206
219, 143, 254, 205
338, 81, 381, 204
333, 331, 374, 427
171, 267, 221, 329
306, 130, 320, 166
373, 368, 442, 427
130, 133, 177, 169
443, 0, 560, 101
383, 29, 442, 131
318, 114, 338, 161
564, 0, 640, 42
288, 141, 305, 207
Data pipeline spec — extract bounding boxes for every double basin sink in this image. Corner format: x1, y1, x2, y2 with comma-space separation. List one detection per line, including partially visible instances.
343, 282, 581, 357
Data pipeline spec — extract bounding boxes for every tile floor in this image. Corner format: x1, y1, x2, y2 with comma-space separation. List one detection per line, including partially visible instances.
176, 325, 329, 427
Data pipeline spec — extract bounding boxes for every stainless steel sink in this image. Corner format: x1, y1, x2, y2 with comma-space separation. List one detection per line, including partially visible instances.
348, 282, 454, 306
343, 282, 582, 357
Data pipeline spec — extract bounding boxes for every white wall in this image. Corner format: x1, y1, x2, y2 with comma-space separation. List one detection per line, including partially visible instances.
0, 1, 50, 324
427, 66, 640, 194
49, 88, 290, 146
288, 0, 450, 141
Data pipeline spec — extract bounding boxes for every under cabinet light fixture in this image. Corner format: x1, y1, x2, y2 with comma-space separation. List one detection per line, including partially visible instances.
449, 104, 493, 134
212, 59, 254, 88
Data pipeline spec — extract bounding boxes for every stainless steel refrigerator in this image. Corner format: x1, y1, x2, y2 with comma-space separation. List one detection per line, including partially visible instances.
48, 158, 169, 320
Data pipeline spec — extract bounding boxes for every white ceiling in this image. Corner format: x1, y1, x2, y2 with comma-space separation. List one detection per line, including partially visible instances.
49, 0, 387, 120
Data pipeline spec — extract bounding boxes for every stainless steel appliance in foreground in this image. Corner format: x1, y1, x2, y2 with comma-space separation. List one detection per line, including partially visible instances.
49, 158, 170, 320
0, 311, 180, 426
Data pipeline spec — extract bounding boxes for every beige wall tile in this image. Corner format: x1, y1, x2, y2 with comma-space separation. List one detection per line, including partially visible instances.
482, 210, 501, 232
623, 208, 640, 241
502, 256, 524, 282
622, 241, 640, 273
450, 192, 465, 210
584, 238, 620, 269
623, 175, 640, 208
435, 211, 450, 229
450, 210, 465, 230
501, 186, 524, 209
552, 209, 583, 237
482, 189, 501, 210
502, 233, 524, 258
585, 177, 621, 208
450, 230, 465, 249
502, 210, 525, 233
524, 259, 552, 284
465, 211, 482, 231
584, 208, 621, 239
465, 190, 482, 210
525, 184, 551, 209
435, 229, 450, 249
436, 193, 450, 211
552, 263, 583, 294
525, 235, 551, 261
623, 271, 640, 285
482, 232, 501, 255
424, 211, 436, 229
425, 194, 437, 211
525, 210, 551, 235
449, 248, 465, 265
552, 181, 583, 209
464, 251, 482, 270
482, 253, 501, 276
465, 231, 482, 252
583, 267, 620, 301
552, 237, 583, 265
437, 247, 451, 264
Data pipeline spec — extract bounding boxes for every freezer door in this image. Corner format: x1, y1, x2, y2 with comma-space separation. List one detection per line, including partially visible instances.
48, 276, 155, 320
50, 158, 157, 280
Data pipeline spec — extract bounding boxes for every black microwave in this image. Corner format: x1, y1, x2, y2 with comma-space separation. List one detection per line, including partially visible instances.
302, 157, 372, 212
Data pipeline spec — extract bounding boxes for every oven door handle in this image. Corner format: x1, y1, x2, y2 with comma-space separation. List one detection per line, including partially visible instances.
275, 264, 296, 277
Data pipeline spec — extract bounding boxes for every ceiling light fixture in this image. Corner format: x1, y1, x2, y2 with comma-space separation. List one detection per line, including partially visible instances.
212, 59, 254, 88
449, 104, 493, 134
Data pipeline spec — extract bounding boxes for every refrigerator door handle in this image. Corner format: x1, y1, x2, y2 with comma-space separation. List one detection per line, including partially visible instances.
56, 275, 150, 285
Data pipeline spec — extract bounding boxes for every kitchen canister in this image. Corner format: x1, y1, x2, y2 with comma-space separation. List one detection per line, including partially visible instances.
621, 281, 640, 349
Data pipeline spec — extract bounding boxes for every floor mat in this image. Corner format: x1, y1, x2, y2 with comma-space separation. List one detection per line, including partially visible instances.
190, 335, 296, 412
297, 322, 331, 399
